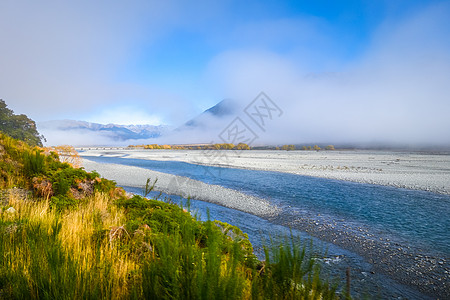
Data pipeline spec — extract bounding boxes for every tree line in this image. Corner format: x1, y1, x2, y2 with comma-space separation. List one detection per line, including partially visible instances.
128, 143, 251, 150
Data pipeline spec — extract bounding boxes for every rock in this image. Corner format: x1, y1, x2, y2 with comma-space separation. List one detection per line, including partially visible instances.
32, 177, 54, 198
5, 207, 16, 214
5, 224, 19, 234
71, 179, 95, 199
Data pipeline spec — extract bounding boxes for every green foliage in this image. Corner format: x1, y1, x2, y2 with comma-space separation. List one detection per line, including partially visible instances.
1, 132, 121, 208
94, 178, 114, 194
117, 195, 202, 235
52, 173, 70, 196
23, 150, 46, 177
50, 195, 79, 212
141, 215, 248, 299
143, 177, 157, 198
0, 99, 44, 147
0, 133, 27, 188
52, 167, 95, 192
251, 236, 337, 299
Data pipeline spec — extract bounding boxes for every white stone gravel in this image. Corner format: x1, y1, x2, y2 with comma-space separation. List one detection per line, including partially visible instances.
80, 149, 450, 195
82, 159, 280, 218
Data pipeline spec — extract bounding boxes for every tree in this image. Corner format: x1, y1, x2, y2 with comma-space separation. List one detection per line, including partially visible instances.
235, 143, 250, 150
313, 145, 321, 151
281, 145, 295, 151
47, 145, 82, 168
0, 99, 44, 146
325, 145, 335, 150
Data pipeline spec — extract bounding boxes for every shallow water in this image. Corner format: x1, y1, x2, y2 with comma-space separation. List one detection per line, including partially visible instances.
83, 154, 450, 298
84, 155, 450, 255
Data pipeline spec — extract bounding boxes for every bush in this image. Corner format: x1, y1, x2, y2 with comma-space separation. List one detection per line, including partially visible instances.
23, 150, 45, 177
50, 195, 78, 211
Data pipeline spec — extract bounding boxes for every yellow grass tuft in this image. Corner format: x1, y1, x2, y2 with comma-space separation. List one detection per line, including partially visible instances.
2, 191, 139, 299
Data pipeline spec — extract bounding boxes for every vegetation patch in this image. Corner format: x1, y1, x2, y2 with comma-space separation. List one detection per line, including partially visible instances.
0, 131, 341, 299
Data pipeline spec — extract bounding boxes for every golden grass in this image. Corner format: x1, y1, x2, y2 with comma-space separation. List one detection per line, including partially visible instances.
3, 192, 139, 299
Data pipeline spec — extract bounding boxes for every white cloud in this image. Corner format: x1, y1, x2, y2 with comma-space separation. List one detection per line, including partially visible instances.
200, 2, 450, 146
85, 106, 163, 125
0, 1, 192, 124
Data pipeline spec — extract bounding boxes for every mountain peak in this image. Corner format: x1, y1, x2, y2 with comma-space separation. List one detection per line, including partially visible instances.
204, 98, 238, 117
181, 99, 240, 129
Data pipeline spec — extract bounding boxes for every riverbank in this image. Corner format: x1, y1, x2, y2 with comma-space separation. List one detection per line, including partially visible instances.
79, 149, 450, 195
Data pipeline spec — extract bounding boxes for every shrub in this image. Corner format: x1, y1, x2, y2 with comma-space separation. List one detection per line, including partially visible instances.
23, 150, 45, 177
50, 195, 78, 211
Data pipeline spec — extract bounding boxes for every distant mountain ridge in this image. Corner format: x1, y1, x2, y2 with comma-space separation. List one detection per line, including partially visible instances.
38, 99, 241, 145
38, 120, 169, 141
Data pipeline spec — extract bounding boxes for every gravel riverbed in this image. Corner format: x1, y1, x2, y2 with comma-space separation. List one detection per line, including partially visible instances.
80, 149, 450, 195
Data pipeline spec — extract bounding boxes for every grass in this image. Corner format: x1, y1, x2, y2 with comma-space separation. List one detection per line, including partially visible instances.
0, 192, 134, 299
0, 131, 342, 299
0, 193, 340, 299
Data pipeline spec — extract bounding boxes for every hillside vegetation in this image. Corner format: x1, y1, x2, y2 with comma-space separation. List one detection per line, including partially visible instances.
0, 100, 44, 147
0, 132, 340, 299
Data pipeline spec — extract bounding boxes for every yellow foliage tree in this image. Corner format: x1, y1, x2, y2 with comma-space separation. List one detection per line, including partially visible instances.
48, 145, 82, 168
235, 143, 250, 150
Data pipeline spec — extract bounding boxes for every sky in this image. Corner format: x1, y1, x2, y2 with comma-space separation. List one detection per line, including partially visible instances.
1, 0, 450, 146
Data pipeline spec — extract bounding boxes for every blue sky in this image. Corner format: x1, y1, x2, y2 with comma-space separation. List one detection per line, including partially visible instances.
1, 0, 450, 144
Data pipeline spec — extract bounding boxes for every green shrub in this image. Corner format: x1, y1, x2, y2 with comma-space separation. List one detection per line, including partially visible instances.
23, 150, 45, 177
50, 195, 78, 212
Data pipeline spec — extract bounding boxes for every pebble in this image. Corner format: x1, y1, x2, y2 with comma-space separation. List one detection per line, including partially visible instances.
5, 207, 16, 214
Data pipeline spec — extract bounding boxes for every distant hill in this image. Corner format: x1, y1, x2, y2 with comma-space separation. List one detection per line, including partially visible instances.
38, 120, 169, 145
179, 99, 240, 130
